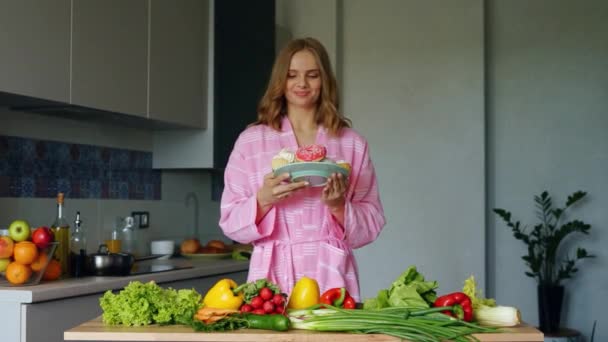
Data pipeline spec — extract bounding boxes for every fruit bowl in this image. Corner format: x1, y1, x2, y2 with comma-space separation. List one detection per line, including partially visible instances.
0, 242, 59, 287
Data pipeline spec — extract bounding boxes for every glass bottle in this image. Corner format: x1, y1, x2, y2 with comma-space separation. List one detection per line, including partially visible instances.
51, 192, 70, 277
103, 217, 122, 253
121, 216, 137, 256
69, 212, 87, 277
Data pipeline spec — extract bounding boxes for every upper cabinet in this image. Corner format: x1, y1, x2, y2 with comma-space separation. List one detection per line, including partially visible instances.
71, 0, 148, 117
0, 0, 71, 103
152, 0, 275, 169
149, 0, 207, 128
0, 0, 206, 128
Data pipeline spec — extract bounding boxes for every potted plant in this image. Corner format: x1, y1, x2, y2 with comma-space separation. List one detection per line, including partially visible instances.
493, 190, 594, 334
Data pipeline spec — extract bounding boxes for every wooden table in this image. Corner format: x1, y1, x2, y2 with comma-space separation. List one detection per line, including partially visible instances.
65, 316, 544, 341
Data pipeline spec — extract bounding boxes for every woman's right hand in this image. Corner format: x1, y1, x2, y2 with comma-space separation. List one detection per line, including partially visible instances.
257, 172, 308, 210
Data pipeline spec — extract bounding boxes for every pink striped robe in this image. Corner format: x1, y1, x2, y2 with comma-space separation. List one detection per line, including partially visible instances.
219, 116, 385, 301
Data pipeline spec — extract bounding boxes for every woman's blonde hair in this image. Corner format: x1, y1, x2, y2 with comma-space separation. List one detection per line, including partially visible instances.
254, 37, 351, 135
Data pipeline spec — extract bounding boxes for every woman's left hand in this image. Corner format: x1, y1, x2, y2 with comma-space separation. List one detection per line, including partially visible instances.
321, 173, 347, 210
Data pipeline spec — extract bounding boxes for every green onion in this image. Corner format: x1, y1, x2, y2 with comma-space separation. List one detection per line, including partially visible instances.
288, 305, 496, 342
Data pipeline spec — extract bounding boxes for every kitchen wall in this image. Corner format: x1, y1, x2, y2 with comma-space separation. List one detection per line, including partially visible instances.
278, 0, 607, 339
0, 109, 225, 255
487, 0, 607, 338
277, 0, 487, 308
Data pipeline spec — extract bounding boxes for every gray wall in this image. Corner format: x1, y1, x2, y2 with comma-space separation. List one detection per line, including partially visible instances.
278, 0, 607, 339
488, 0, 607, 338
340, 0, 486, 302
0, 109, 225, 255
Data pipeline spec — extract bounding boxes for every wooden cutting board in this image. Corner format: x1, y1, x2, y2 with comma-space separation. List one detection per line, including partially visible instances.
64, 316, 544, 342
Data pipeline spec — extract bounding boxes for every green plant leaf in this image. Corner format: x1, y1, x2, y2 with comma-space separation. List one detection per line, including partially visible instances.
493, 191, 593, 286
566, 191, 586, 207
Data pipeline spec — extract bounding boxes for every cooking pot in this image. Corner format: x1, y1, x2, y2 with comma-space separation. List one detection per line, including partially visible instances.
87, 244, 135, 276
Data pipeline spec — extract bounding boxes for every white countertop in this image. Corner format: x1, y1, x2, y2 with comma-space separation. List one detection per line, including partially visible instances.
0, 257, 249, 303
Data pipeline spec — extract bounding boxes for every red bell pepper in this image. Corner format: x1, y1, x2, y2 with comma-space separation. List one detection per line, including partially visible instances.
433, 292, 473, 322
320, 287, 356, 309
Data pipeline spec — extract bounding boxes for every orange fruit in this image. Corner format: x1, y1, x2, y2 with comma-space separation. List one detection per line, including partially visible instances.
5, 262, 32, 284
30, 252, 49, 272
42, 259, 61, 281
13, 241, 39, 265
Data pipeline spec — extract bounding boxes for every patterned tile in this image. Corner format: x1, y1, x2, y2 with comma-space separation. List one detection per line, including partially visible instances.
0, 135, 161, 200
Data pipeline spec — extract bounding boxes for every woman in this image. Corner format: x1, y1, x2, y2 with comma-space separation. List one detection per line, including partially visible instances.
219, 37, 385, 301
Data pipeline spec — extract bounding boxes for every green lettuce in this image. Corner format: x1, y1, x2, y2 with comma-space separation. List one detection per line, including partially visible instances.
100, 281, 202, 326
363, 266, 438, 310
462, 275, 496, 309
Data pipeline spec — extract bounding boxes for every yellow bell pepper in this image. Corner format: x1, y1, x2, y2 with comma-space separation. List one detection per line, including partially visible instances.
287, 276, 320, 309
203, 278, 244, 309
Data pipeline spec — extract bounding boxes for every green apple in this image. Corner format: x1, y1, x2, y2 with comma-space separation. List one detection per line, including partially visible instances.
0, 258, 9, 272
8, 220, 31, 242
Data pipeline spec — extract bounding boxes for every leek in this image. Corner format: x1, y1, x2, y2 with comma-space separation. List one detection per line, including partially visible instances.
288, 305, 496, 342
462, 276, 522, 327
474, 305, 521, 327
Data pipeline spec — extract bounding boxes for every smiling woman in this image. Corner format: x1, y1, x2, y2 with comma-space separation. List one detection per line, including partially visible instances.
219, 37, 386, 300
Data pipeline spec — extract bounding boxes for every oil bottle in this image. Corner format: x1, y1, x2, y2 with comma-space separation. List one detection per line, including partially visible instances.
70, 212, 87, 277
51, 193, 70, 277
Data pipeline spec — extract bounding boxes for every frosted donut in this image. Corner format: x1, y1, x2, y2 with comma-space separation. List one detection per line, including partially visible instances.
295, 145, 327, 162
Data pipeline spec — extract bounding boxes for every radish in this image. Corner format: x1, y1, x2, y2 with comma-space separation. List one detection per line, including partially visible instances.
259, 287, 274, 301
250, 296, 264, 309
251, 308, 266, 315
272, 293, 285, 306
263, 301, 275, 314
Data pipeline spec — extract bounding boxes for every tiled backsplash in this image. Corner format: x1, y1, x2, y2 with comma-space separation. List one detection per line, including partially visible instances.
0, 135, 161, 200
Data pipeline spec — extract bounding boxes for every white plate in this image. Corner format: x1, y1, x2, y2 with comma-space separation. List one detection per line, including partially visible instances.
274, 162, 349, 187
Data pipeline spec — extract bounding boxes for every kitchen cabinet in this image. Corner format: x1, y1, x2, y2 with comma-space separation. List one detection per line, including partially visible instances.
148, 0, 208, 128
1, 0, 207, 128
152, 0, 275, 169
25, 273, 247, 342
0, 0, 71, 103
71, 0, 148, 117
0, 259, 248, 342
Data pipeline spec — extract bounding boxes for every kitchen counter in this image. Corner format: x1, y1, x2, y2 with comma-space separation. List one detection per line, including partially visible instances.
0, 257, 249, 303
0, 257, 249, 342
65, 316, 544, 342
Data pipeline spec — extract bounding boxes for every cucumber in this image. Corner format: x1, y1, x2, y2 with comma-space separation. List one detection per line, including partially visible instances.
242, 313, 290, 331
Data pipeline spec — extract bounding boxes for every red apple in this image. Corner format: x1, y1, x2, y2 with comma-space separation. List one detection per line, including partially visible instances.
0, 236, 15, 258
31, 226, 54, 249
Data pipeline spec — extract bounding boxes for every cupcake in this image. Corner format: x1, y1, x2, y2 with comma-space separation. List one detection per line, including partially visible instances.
272, 156, 290, 170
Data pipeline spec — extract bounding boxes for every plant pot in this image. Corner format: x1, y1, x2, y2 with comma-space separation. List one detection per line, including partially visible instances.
538, 284, 564, 334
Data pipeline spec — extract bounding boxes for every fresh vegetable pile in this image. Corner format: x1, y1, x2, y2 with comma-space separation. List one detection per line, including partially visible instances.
99, 266, 523, 341
99, 281, 201, 326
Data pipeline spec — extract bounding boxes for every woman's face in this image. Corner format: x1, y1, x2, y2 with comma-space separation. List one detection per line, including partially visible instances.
284, 50, 322, 111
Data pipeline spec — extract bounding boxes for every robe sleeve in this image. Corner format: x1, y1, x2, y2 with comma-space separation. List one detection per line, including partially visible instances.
341, 141, 386, 249
219, 136, 276, 244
